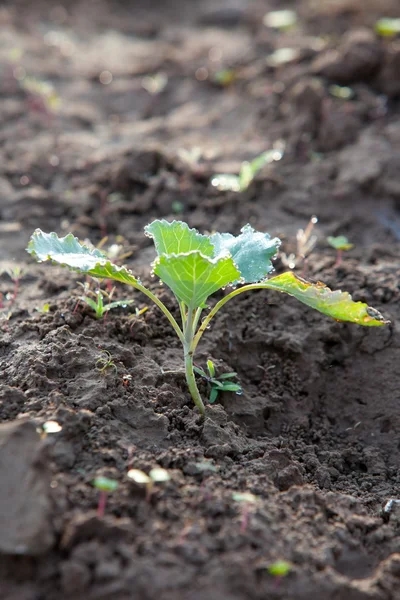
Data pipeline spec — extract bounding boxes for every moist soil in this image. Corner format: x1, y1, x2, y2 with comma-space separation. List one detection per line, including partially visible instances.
0, 1, 400, 599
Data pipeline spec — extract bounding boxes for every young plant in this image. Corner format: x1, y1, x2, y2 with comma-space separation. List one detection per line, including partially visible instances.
3, 265, 25, 305
211, 149, 283, 192
92, 476, 119, 517
95, 350, 118, 375
232, 492, 259, 532
281, 216, 318, 270
27, 220, 388, 416
127, 468, 170, 500
194, 359, 241, 404
79, 286, 134, 319
327, 235, 354, 267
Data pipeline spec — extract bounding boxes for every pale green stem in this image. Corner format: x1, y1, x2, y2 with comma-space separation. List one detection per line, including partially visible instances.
183, 308, 205, 415
179, 301, 187, 331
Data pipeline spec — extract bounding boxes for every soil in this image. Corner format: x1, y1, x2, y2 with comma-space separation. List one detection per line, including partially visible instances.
0, 1, 400, 599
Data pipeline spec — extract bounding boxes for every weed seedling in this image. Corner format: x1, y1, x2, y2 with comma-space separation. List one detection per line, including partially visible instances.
232, 492, 259, 532
95, 350, 118, 375
92, 476, 119, 517
3, 265, 25, 305
127, 468, 170, 501
211, 150, 283, 192
281, 216, 318, 271
268, 560, 292, 587
194, 359, 241, 404
327, 235, 354, 267
27, 220, 389, 415
79, 287, 134, 320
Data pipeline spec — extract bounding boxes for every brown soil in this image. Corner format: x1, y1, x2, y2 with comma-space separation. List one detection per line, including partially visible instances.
1, 1, 400, 599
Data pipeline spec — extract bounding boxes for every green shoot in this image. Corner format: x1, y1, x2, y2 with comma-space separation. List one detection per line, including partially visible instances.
268, 560, 292, 577
194, 359, 242, 404
95, 350, 117, 375
211, 150, 283, 192
281, 216, 318, 271
92, 476, 119, 517
2, 265, 25, 305
263, 9, 297, 30
327, 235, 354, 267
232, 492, 259, 532
127, 467, 170, 500
79, 287, 135, 319
375, 18, 400, 37
27, 221, 389, 416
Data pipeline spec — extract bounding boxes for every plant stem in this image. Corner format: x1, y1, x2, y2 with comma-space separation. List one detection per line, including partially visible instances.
183, 308, 205, 415
335, 249, 343, 267
97, 491, 107, 517
184, 347, 205, 415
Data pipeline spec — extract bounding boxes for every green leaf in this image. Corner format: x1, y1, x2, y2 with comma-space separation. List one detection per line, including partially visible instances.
219, 383, 241, 392
194, 366, 208, 378
93, 477, 119, 492
144, 220, 214, 257
26, 230, 140, 287
327, 236, 354, 251
207, 359, 215, 377
262, 272, 389, 326
105, 299, 135, 312
153, 251, 240, 308
211, 224, 280, 283
209, 387, 219, 404
375, 17, 400, 37
218, 372, 238, 379
210, 174, 242, 192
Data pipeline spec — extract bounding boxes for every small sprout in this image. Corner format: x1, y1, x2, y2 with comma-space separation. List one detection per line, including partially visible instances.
232, 492, 258, 504
281, 215, 318, 271
193, 460, 218, 473
211, 149, 283, 193
141, 73, 168, 95
232, 492, 259, 532
328, 84, 354, 100
263, 10, 297, 30
266, 48, 300, 68
122, 373, 132, 387
92, 476, 119, 518
42, 420, 62, 434
96, 350, 117, 375
36, 303, 50, 313
194, 359, 242, 404
127, 467, 170, 500
375, 17, 400, 37
79, 287, 135, 319
212, 69, 237, 86
267, 560, 292, 577
172, 200, 185, 214
149, 468, 171, 483
327, 235, 354, 267
26, 221, 389, 416
2, 265, 25, 305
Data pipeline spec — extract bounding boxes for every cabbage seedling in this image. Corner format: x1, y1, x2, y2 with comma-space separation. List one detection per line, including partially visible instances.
327, 235, 354, 267
27, 220, 389, 416
211, 150, 283, 192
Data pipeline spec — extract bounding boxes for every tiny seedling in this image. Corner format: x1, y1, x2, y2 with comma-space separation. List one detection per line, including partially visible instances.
232, 492, 259, 532
327, 235, 354, 267
281, 216, 318, 270
211, 150, 283, 192
268, 560, 292, 587
95, 350, 118, 375
79, 287, 134, 319
263, 9, 297, 30
3, 265, 25, 305
127, 467, 170, 500
27, 220, 388, 416
194, 359, 241, 404
375, 17, 400, 37
92, 476, 119, 517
